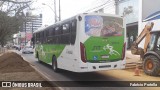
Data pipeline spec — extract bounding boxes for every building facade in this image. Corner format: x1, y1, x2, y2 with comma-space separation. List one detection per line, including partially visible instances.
22, 13, 42, 33
22, 13, 42, 45
16, 12, 43, 46
115, 0, 139, 49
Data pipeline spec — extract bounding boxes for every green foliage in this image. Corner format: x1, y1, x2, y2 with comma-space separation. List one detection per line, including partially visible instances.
0, 0, 32, 46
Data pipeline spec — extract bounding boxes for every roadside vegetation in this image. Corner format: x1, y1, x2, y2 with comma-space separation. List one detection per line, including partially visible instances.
0, 0, 33, 46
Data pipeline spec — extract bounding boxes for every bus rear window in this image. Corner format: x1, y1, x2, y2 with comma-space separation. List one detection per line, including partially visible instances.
85, 15, 123, 37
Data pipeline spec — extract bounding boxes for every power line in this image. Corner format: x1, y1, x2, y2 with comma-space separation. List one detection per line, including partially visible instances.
85, 0, 114, 12
76, 0, 114, 14
76, 0, 102, 13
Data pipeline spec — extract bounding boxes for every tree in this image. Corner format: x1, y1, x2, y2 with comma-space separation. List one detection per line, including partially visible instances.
123, 6, 133, 16
0, 0, 33, 46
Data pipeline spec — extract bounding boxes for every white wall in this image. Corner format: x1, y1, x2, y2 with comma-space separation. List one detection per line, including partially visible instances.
139, 0, 160, 48
142, 0, 160, 21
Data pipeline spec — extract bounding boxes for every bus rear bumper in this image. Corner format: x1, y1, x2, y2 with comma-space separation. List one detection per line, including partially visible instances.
77, 60, 126, 72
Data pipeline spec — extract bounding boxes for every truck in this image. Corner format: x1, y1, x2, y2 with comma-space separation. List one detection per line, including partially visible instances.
131, 0, 160, 76
131, 22, 160, 76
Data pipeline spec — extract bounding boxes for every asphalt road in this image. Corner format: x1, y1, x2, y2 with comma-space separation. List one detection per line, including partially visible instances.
14, 50, 157, 90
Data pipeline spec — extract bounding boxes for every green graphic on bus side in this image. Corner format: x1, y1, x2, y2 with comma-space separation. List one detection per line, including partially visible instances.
84, 36, 124, 63
36, 44, 65, 63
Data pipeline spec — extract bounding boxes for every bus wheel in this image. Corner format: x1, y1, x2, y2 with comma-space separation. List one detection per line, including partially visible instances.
143, 55, 160, 76
52, 56, 59, 72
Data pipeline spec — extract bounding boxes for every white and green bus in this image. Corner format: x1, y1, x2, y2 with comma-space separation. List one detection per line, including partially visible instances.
33, 13, 126, 72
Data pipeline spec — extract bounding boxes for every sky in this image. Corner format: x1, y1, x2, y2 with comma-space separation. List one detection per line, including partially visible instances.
31, 0, 106, 26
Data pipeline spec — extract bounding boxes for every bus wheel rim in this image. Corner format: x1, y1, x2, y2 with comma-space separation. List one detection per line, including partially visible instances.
145, 59, 154, 71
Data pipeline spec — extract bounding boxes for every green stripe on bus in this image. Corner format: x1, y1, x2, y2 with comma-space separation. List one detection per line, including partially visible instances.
36, 44, 65, 63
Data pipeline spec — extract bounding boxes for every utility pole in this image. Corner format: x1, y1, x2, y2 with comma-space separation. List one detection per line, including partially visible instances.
25, 21, 26, 45
54, 0, 57, 22
115, 0, 119, 15
32, 21, 33, 35
19, 31, 21, 50
31, 21, 33, 46
59, 0, 61, 21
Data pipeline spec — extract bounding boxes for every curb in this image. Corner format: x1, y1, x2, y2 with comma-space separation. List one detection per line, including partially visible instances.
14, 51, 64, 90
29, 63, 63, 90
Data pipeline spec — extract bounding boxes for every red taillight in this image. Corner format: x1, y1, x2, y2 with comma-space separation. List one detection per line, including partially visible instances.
80, 42, 86, 63
122, 42, 126, 60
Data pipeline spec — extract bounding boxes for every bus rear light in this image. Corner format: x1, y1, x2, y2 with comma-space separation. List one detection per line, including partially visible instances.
80, 42, 87, 63
122, 42, 126, 60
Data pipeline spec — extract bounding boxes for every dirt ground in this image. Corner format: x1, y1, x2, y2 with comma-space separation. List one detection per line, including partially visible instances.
0, 52, 58, 90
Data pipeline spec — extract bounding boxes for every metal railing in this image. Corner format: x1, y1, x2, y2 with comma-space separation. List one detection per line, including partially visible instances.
0, 47, 6, 54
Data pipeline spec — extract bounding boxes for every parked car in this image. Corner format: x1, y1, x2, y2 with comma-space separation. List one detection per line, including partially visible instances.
13, 45, 21, 50
22, 46, 33, 54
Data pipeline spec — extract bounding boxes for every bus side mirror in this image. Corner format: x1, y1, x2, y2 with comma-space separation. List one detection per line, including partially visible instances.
78, 16, 82, 21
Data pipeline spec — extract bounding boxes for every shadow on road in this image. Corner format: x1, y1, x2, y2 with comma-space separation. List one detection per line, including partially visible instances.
37, 61, 121, 81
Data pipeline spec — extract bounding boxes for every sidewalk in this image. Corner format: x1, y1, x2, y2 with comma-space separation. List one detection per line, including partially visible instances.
125, 50, 142, 69
126, 50, 141, 63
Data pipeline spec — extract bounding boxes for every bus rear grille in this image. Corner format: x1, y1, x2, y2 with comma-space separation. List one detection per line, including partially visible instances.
99, 65, 111, 68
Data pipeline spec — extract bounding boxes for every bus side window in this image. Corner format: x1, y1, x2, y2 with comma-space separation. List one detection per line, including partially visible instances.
55, 26, 61, 44
62, 24, 70, 34
40, 31, 44, 44
70, 20, 77, 44
47, 28, 53, 44
46, 29, 49, 43
44, 30, 47, 43
46, 29, 49, 37
40, 32, 42, 43
62, 23, 70, 44
35, 33, 37, 43
37, 33, 39, 43
55, 35, 61, 44
36, 33, 39, 43
43, 31, 45, 43
59, 25, 63, 35
52, 28, 55, 36
55, 27, 59, 35
51, 28, 55, 44
38, 32, 40, 43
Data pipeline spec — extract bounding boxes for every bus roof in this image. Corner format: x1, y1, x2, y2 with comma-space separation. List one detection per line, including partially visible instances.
33, 13, 123, 34
83, 13, 123, 19
33, 15, 77, 34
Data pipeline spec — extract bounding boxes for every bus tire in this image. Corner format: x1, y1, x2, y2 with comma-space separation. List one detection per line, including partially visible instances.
52, 56, 59, 72
143, 55, 160, 76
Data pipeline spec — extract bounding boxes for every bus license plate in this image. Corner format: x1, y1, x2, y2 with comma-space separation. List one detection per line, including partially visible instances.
101, 55, 109, 59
